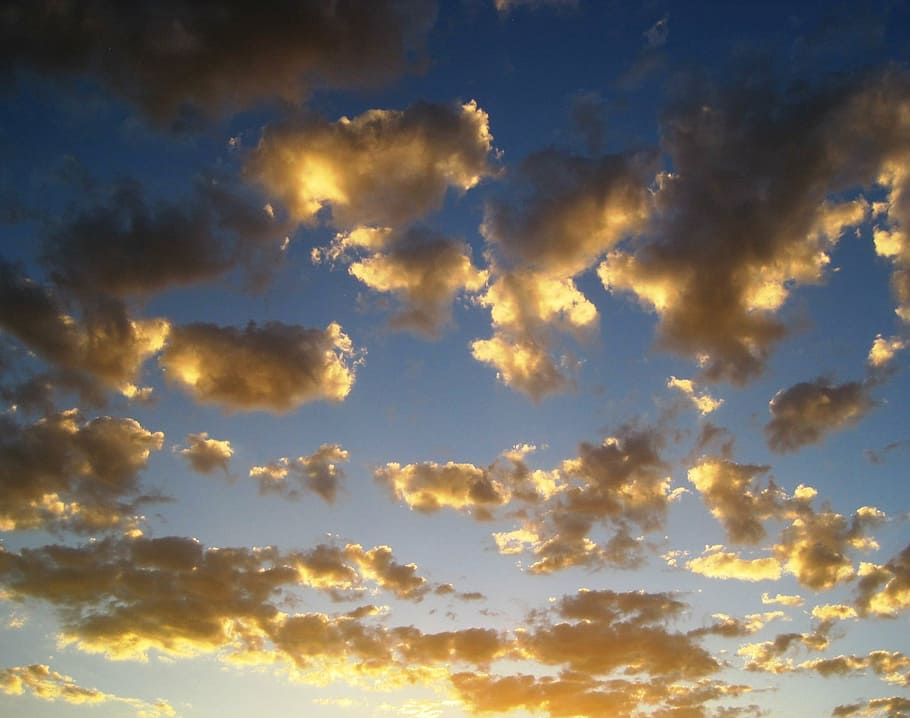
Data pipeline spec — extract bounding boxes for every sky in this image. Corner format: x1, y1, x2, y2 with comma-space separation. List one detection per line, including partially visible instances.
1, 1, 910, 717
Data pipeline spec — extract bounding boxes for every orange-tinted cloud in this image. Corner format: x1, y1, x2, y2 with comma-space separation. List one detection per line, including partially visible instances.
160, 321, 358, 411
249, 100, 495, 229
600, 69, 910, 383
0, 664, 175, 716
0, 410, 164, 532
251, 444, 349, 503
177, 432, 233, 475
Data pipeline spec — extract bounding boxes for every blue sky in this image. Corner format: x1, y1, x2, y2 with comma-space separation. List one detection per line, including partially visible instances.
1, 1, 910, 717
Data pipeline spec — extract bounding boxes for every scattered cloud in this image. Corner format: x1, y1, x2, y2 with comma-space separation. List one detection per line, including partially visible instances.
159, 321, 359, 412
251, 444, 349, 503
667, 375, 724, 414
0, 664, 175, 716
855, 542, 910, 617
176, 432, 233, 475
249, 100, 496, 229
0, 409, 164, 532
765, 378, 876, 453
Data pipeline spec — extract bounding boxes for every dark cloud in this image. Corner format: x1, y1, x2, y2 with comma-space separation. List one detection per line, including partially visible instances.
0, 0, 436, 125
0, 260, 169, 393
0, 410, 164, 532
159, 321, 359, 412
601, 68, 910, 383
482, 148, 654, 277
765, 378, 876, 453
41, 177, 288, 298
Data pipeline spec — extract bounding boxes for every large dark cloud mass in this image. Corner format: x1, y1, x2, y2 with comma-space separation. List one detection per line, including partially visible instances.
0, 0, 437, 124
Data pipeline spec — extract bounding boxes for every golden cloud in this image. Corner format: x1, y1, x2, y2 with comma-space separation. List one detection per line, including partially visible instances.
160, 321, 358, 411
0, 410, 164, 532
177, 432, 233, 475
251, 443, 349, 503
249, 100, 495, 229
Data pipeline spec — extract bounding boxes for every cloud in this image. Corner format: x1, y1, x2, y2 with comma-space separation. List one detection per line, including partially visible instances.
470, 269, 598, 398
667, 376, 724, 414
685, 546, 783, 582
833, 697, 910, 718
341, 227, 488, 337
375, 460, 509, 520
738, 618, 837, 674
0, 260, 169, 394
600, 68, 910, 383
688, 456, 883, 589
0, 409, 164, 532
801, 651, 910, 686
774, 506, 884, 591
493, 0, 577, 14
0, 664, 175, 717
687, 458, 790, 544
644, 15, 670, 48
248, 100, 495, 229
0, 0, 437, 125
0, 535, 439, 663
765, 378, 876, 453
762, 592, 804, 607
868, 334, 907, 369
159, 321, 358, 412
856, 542, 910, 617
482, 148, 653, 277
177, 432, 233, 475
519, 589, 719, 679
251, 444, 349, 504
41, 177, 287, 298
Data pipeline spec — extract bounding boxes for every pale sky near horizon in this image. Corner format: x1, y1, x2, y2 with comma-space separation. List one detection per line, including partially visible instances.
1, 2, 910, 717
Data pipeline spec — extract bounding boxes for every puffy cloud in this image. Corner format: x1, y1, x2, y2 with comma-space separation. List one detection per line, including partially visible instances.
872, 158, 910, 323
375, 460, 508, 520
0, 664, 174, 716
518, 589, 718, 680
0, 535, 438, 662
765, 378, 876, 453
868, 334, 907, 369
159, 321, 358, 412
685, 546, 782, 582
250, 444, 349, 504
375, 444, 558, 520
344, 227, 488, 336
41, 177, 287, 298
600, 69, 910, 383
800, 651, 910, 686
667, 376, 724, 414
855, 543, 910, 617
761, 592, 804, 607
687, 458, 790, 544
0, 260, 169, 394
469, 267, 600, 397
177, 432, 233, 475
0, 409, 164, 532
0, 0, 436, 124
773, 506, 884, 591
248, 100, 495, 229
482, 149, 653, 277
738, 618, 839, 674
688, 456, 883, 589
833, 696, 910, 718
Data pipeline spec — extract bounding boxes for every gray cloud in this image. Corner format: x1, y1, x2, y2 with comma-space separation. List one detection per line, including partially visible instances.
0, 0, 437, 126
765, 378, 876, 453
